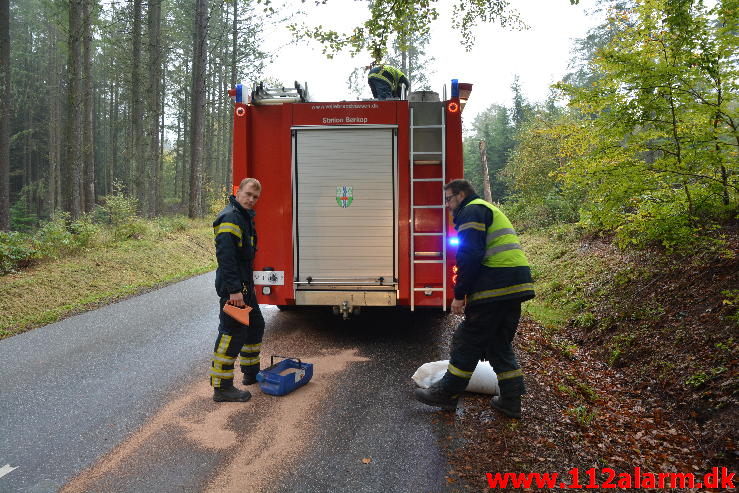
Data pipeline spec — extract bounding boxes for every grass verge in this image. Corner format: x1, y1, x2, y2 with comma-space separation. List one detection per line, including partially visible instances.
0, 219, 215, 339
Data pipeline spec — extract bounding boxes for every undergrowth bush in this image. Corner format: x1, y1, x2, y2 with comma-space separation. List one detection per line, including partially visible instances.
505, 193, 579, 231
205, 182, 229, 216
1, 181, 211, 276
35, 212, 101, 257
0, 231, 38, 274
101, 182, 144, 240
157, 215, 191, 233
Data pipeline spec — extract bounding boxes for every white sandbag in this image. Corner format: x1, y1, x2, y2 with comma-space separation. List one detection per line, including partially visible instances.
411, 360, 500, 395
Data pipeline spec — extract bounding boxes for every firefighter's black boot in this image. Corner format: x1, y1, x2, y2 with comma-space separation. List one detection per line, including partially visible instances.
491, 395, 521, 419
213, 383, 252, 402
242, 372, 258, 386
414, 382, 459, 411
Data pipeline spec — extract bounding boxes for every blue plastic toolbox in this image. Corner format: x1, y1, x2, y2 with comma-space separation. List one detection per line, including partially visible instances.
256, 355, 313, 396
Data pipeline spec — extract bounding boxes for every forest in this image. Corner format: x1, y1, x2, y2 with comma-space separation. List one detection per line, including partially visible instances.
463, 0, 737, 251
0, 0, 734, 258
0, 0, 270, 232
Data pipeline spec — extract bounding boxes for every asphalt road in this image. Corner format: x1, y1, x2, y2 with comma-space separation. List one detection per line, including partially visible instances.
0, 272, 461, 493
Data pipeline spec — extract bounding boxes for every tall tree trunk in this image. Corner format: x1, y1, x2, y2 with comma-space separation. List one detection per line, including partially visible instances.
181, 79, 190, 207
65, 0, 83, 218
0, 0, 10, 230
146, 0, 161, 216
174, 109, 181, 201
82, 0, 95, 213
132, 0, 145, 214
204, 59, 212, 184
110, 81, 119, 191
48, 20, 62, 214
189, 0, 207, 218
159, 64, 165, 213
227, 0, 236, 191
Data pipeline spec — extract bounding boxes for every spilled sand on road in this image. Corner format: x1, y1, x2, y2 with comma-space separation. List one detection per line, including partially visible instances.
61, 348, 368, 493
204, 348, 370, 493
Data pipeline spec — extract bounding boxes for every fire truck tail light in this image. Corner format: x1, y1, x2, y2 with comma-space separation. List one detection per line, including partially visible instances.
236, 106, 246, 117
452, 274, 458, 285
452, 265, 458, 273
447, 102, 460, 113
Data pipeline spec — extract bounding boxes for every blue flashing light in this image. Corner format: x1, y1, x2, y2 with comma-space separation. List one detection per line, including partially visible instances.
451, 79, 459, 98
236, 83, 243, 103
449, 237, 460, 247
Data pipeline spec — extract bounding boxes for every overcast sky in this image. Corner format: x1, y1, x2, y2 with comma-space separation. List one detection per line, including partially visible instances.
259, 1, 604, 127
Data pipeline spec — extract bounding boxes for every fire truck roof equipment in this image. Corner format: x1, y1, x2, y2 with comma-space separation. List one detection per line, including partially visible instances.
250, 81, 310, 105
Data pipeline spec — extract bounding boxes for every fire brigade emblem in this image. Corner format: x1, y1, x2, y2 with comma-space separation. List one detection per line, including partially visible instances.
336, 186, 353, 208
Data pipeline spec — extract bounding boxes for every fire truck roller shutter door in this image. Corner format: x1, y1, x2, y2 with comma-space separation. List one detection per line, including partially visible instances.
295, 128, 395, 284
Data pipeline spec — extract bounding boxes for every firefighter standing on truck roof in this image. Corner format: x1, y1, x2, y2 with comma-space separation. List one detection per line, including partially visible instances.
415, 179, 535, 419
209, 177, 266, 402
367, 62, 410, 100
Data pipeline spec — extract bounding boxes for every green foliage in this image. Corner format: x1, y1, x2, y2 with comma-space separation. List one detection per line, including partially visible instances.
685, 366, 727, 388
560, 374, 599, 403
503, 110, 583, 229
608, 333, 636, 366
287, 0, 526, 58
385, 28, 435, 91
156, 216, 191, 233
715, 337, 734, 353
567, 405, 597, 427
205, 182, 230, 216
463, 104, 515, 202
552, 0, 739, 251
9, 192, 38, 233
110, 218, 151, 241
101, 182, 144, 240
574, 311, 596, 328
0, 232, 39, 274
35, 212, 100, 258
1, 213, 104, 274
721, 290, 739, 325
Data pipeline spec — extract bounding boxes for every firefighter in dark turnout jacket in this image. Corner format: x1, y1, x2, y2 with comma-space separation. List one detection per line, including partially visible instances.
415, 179, 534, 418
209, 177, 266, 402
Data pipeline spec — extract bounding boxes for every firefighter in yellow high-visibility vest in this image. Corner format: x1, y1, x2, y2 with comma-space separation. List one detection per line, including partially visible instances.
415, 179, 535, 419
367, 63, 410, 100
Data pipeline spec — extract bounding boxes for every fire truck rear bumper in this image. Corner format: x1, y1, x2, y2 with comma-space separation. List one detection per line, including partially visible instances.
294, 290, 396, 307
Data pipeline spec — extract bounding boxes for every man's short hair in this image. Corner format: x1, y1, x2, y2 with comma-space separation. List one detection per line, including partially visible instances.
239, 177, 261, 191
444, 179, 475, 197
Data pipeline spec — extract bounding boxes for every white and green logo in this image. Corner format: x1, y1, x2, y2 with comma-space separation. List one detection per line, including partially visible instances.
336, 186, 353, 208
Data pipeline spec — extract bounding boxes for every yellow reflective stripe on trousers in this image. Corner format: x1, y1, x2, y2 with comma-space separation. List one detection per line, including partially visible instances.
216, 334, 232, 355
212, 353, 236, 364
497, 369, 523, 380
448, 363, 473, 379
458, 221, 486, 232
241, 343, 261, 352
468, 283, 535, 302
240, 357, 260, 366
210, 369, 234, 378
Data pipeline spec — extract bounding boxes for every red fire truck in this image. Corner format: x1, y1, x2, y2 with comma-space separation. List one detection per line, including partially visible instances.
228, 81, 472, 317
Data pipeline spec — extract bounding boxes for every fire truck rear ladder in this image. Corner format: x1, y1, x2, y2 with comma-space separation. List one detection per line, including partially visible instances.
410, 105, 447, 311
